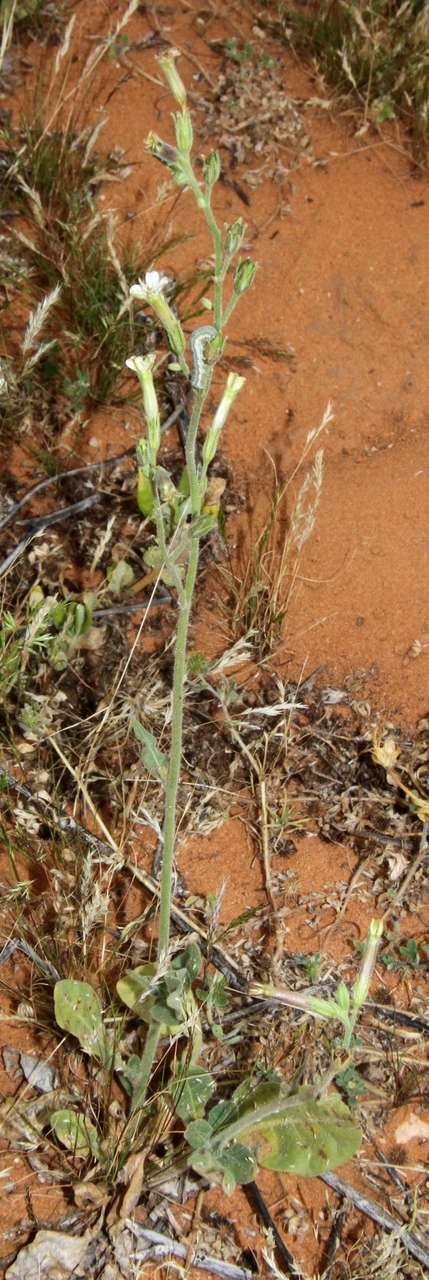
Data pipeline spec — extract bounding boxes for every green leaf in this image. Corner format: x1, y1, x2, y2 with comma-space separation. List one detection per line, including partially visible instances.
143, 545, 181, 588
54, 980, 109, 1065
185, 1119, 213, 1149
196, 973, 229, 1011
335, 1065, 367, 1107
116, 964, 187, 1033
171, 943, 202, 980
189, 1139, 256, 1192
51, 1109, 101, 1159
172, 1065, 215, 1122
187, 651, 212, 675
209, 1078, 281, 1136
118, 1054, 145, 1094
220, 1142, 256, 1187
106, 560, 135, 594
116, 963, 156, 1010
193, 513, 218, 538
307, 995, 345, 1021
237, 1089, 361, 1176
373, 95, 396, 123
190, 1146, 218, 1176
132, 719, 168, 783
399, 937, 420, 968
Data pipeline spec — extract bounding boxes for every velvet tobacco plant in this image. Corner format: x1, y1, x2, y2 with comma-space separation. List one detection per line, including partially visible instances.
51, 54, 362, 1195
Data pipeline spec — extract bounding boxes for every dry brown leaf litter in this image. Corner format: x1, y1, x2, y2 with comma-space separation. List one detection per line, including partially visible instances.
196, 46, 313, 188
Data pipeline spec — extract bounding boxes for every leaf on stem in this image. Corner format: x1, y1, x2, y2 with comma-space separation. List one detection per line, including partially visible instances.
132, 719, 168, 783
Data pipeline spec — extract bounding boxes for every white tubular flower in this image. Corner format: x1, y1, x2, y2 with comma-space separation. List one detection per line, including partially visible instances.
125, 353, 156, 378
157, 50, 187, 109
352, 918, 383, 1009
129, 274, 188, 375
125, 353, 160, 455
130, 271, 172, 302
211, 372, 245, 434
202, 372, 246, 469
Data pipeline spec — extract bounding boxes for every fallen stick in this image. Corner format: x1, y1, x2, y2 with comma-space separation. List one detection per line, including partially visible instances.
321, 1171, 429, 1271
245, 1181, 303, 1279
127, 1221, 255, 1280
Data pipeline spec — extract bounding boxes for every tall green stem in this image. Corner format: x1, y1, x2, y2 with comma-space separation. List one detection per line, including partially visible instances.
158, 531, 200, 958
184, 166, 224, 332
130, 533, 200, 1120
204, 204, 224, 332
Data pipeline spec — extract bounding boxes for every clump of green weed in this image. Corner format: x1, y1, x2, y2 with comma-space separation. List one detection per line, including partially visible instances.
0, 588, 97, 718
280, 0, 429, 161
1, 0, 63, 42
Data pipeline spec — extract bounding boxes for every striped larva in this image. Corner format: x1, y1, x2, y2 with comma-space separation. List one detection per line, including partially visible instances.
190, 325, 217, 390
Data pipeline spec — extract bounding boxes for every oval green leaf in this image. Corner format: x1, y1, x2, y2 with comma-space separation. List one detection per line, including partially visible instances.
238, 1091, 361, 1177
51, 1109, 100, 1159
54, 980, 108, 1064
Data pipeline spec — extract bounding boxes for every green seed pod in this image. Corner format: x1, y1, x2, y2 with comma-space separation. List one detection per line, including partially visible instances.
137, 469, 155, 518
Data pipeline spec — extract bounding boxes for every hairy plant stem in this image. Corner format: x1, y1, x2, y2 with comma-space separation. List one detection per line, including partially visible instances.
203, 204, 224, 332
184, 166, 224, 332
132, 386, 206, 1118
128, 529, 201, 1122
158, 532, 200, 957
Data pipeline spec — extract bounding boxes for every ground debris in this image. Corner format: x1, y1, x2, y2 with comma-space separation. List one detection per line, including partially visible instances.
5, 1228, 96, 1280
196, 45, 313, 188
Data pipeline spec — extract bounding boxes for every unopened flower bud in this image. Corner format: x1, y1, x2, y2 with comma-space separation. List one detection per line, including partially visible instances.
204, 151, 221, 191
233, 258, 257, 296
156, 467, 177, 505
174, 110, 193, 154
352, 919, 383, 1010
145, 131, 178, 171
224, 219, 245, 257
335, 982, 350, 1015
137, 470, 155, 518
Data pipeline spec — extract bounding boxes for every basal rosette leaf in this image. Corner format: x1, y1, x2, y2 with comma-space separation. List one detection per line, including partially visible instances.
51, 1109, 101, 1159
237, 1089, 361, 1176
171, 1064, 215, 1123
190, 1140, 256, 1193
54, 980, 110, 1066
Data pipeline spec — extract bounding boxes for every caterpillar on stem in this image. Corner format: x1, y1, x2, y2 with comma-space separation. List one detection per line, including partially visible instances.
190, 325, 217, 390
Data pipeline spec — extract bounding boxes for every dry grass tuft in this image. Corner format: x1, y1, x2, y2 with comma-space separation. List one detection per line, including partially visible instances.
271, 0, 429, 163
